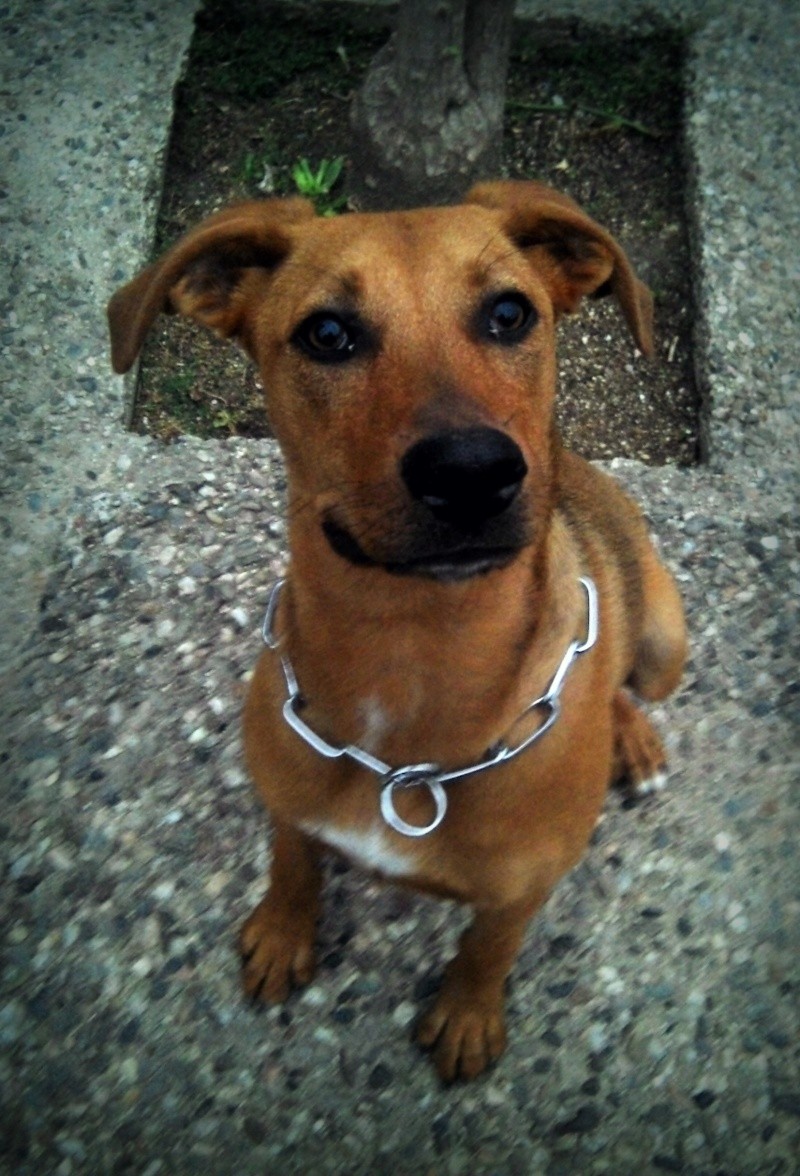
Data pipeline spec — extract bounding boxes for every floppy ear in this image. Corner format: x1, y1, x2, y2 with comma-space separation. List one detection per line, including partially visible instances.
466, 180, 654, 357
107, 197, 315, 373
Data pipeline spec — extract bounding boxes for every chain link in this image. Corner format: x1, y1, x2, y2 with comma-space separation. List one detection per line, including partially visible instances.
262, 575, 598, 837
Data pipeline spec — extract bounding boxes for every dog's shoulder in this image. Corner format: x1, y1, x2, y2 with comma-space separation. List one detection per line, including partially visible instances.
556, 449, 649, 545
554, 448, 652, 625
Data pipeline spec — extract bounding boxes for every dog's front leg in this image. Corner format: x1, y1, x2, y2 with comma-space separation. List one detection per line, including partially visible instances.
240, 821, 323, 1004
417, 891, 543, 1082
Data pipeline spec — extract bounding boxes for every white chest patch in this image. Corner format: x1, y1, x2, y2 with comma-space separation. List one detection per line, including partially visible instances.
356, 696, 392, 755
301, 819, 414, 878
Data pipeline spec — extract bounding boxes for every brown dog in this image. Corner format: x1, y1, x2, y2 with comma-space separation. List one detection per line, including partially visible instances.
108, 180, 686, 1081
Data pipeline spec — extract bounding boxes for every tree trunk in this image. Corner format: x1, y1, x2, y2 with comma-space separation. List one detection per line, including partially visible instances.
350, 0, 515, 211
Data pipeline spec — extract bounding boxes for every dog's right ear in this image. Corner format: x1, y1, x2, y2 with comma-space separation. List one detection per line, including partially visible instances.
107, 198, 315, 373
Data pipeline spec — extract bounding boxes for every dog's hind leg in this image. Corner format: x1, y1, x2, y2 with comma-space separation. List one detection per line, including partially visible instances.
612, 689, 669, 796
240, 822, 323, 1004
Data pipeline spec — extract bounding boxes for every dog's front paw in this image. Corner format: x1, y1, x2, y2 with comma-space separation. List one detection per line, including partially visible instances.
239, 899, 316, 1004
416, 991, 507, 1082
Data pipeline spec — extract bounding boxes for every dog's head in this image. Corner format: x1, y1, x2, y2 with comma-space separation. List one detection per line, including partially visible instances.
109, 181, 652, 582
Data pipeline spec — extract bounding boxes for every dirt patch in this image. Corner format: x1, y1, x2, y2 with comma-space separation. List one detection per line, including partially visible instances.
132, 0, 699, 466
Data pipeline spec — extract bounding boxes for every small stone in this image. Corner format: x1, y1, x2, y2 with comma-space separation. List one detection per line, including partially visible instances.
242, 1116, 266, 1144
391, 1001, 415, 1028
586, 1024, 608, 1053
368, 1063, 393, 1090
692, 1089, 716, 1109
118, 1017, 140, 1044
546, 979, 577, 998
772, 1093, 800, 1117
56, 1137, 86, 1162
204, 871, 229, 899
548, 934, 578, 957
554, 1104, 601, 1134
652, 1155, 683, 1172
9, 853, 34, 880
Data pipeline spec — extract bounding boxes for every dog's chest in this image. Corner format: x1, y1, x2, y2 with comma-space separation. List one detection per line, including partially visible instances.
302, 819, 415, 878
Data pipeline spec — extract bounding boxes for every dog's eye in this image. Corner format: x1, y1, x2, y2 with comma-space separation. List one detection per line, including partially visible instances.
483, 292, 536, 344
293, 313, 357, 362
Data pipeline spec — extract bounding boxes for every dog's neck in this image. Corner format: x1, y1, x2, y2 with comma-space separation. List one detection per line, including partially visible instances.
275, 515, 585, 768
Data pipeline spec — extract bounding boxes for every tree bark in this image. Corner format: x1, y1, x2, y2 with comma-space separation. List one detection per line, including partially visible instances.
350, 0, 515, 210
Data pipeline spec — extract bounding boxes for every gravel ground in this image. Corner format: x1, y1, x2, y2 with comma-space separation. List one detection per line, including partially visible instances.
1, 1, 798, 1173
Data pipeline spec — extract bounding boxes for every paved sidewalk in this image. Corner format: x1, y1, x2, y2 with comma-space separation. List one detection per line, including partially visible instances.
1, 1, 797, 1172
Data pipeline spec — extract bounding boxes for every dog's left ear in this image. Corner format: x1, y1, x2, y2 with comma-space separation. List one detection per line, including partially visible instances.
466, 180, 654, 357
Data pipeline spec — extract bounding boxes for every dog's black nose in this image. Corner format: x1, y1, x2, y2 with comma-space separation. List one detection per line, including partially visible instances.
401, 427, 527, 527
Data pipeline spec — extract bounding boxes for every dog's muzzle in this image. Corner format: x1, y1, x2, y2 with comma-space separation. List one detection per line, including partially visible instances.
322, 427, 531, 581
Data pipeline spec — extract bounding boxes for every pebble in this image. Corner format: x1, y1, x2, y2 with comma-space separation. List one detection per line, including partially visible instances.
368, 1063, 393, 1091
391, 1001, 415, 1028
555, 1105, 602, 1134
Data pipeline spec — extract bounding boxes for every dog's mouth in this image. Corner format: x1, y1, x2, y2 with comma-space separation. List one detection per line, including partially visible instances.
393, 549, 520, 582
321, 516, 523, 582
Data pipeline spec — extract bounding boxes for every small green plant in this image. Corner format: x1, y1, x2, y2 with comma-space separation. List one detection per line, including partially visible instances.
240, 151, 264, 184
212, 407, 237, 433
159, 369, 197, 402
239, 150, 276, 194
291, 156, 347, 215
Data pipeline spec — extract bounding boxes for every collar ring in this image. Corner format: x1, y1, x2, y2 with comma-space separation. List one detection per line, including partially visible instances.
380, 767, 448, 837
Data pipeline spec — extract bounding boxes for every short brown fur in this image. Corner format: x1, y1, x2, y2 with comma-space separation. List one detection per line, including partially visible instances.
108, 180, 686, 1081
